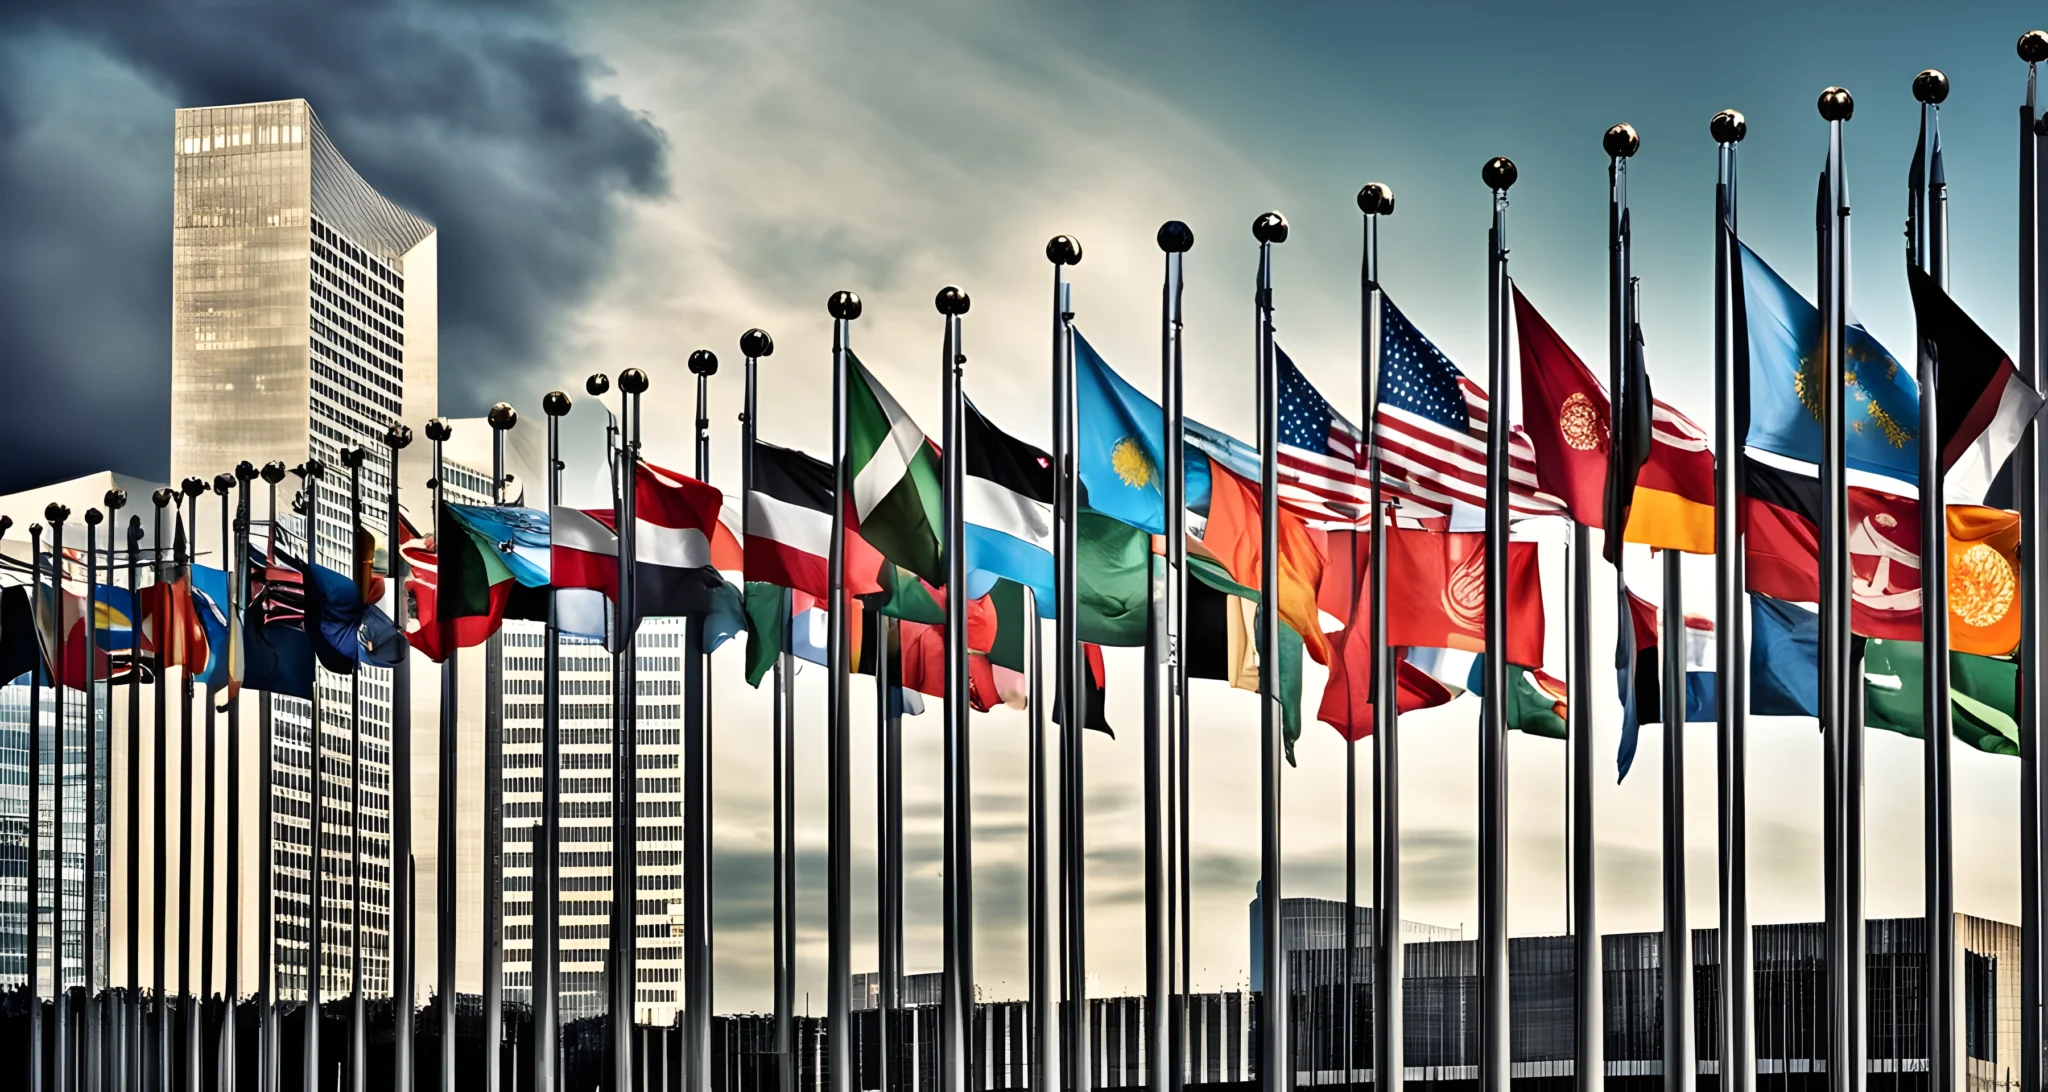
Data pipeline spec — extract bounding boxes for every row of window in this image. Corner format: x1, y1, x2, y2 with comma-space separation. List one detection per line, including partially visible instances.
311, 257, 403, 343
312, 295, 403, 365
311, 348, 400, 416
311, 218, 404, 295
307, 228, 405, 323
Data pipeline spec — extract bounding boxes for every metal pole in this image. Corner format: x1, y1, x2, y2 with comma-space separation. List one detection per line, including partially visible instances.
1816, 84, 1857, 1092
935, 284, 974, 1092
613, 369, 650, 1092
227, 466, 251, 1092
1354, 184, 1400, 1092
2017, 32, 2048, 1092
1658, 517, 1692, 1092
1250, 210, 1290, 1092
154, 484, 179, 1092
51, 506, 73, 1092
178, 480, 206, 1092
343, 445, 369, 1092
297, 459, 327, 1092
85, 503, 104, 1092
1158, 219, 1193, 1092
123, 498, 143, 1092
879, 617, 901, 1092
1479, 158, 1516, 1092
685, 349, 719, 1092
486, 404, 518, 1092
1907, 68, 1955, 1092
30, 520, 47, 1092
1710, 106, 1753, 1092
537, 392, 570, 1092
205, 475, 229, 1086
379, 427, 413, 1092
1046, 234, 1088, 1092
825, 291, 862, 1092
425, 415, 459, 1092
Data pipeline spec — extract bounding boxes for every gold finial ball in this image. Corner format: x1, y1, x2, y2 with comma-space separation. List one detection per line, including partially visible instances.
1604, 124, 1640, 159
934, 286, 971, 316
1818, 86, 1855, 122
488, 401, 519, 430
1357, 184, 1394, 216
1251, 211, 1288, 244
618, 368, 650, 395
1045, 235, 1083, 266
1157, 220, 1194, 253
828, 290, 864, 320
1482, 156, 1518, 191
740, 329, 775, 358
1711, 109, 1747, 144
542, 391, 572, 417
2021, 31, 2048, 64
1913, 69, 1949, 105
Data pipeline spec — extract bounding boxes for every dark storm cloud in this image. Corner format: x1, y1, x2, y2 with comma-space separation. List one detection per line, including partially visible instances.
0, 0, 664, 492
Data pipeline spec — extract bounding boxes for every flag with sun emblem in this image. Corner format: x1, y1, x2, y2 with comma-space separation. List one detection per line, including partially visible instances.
1074, 330, 1169, 534
1945, 505, 2020, 657
1513, 286, 1609, 526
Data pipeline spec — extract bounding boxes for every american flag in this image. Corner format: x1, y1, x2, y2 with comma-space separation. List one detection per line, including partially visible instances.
1374, 294, 1565, 521
1275, 348, 1369, 522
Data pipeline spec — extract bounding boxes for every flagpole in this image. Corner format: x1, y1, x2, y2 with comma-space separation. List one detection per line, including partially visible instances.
1026, 577, 1055, 1092
49, 504, 74, 1092
1709, 105, 1753, 1092
86, 500, 107, 1092
1046, 234, 1088, 1092
534, 393, 568, 1092
203, 475, 229, 1086
1157, 218, 1193, 1092
339, 444, 368, 1092
737, 329, 795, 1092
612, 367, 650, 1092
879, 611, 901, 1092
1477, 158, 1518, 1092
291, 458, 329, 1092
1251, 209, 1290, 1092
422, 414, 461, 1092
684, 348, 719, 1092
1357, 181, 1399, 1092
227, 465, 251, 1092
1816, 85, 1857, 1092
825, 290, 862, 1092
123, 498, 143, 1092
484, 404, 516, 1092
147, 487, 172, 1092
2017, 32, 2048, 1092
29, 519, 48, 1092
178, 477, 207, 1092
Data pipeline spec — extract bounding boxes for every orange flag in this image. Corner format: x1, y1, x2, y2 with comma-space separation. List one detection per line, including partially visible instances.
1200, 457, 1330, 665
1947, 505, 2020, 656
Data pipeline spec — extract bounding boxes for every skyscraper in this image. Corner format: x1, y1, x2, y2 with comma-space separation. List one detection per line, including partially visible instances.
170, 98, 437, 1004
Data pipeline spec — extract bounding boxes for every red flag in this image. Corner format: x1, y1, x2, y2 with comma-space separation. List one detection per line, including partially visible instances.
139, 574, 208, 673
401, 538, 510, 663
1382, 528, 1544, 663
893, 587, 1000, 710
1317, 640, 1457, 741
1514, 287, 1609, 526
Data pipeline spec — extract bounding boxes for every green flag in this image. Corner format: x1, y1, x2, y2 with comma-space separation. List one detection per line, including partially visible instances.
742, 581, 787, 688
872, 562, 946, 625
1468, 657, 1569, 740
1863, 638, 2020, 756
848, 353, 945, 584
1077, 508, 1153, 647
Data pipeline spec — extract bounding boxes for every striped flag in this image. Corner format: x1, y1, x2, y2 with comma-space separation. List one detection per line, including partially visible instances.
1185, 349, 1369, 524
747, 440, 835, 600
1374, 294, 1565, 522
963, 398, 1055, 606
551, 460, 745, 645
848, 352, 944, 584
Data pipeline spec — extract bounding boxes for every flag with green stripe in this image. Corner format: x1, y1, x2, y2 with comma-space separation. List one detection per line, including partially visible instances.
848, 353, 944, 584
1863, 638, 2020, 756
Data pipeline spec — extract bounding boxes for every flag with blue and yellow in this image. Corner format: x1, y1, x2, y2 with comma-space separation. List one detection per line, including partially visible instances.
1740, 240, 1920, 481
1075, 331, 1168, 534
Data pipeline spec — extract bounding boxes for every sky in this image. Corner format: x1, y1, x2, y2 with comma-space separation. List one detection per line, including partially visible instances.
3, 0, 2046, 1010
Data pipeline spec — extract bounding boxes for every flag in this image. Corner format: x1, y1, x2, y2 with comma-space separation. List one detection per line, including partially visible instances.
1606, 287, 1656, 563
1377, 527, 1544, 665
1073, 508, 1155, 648
402, 537, 508, 663
891, 587, 999, 710
742, 581, 787, 688
1197, 455, 1331, 665
1466, 658, 1570, 740
1743, 456, 2020, 655
283, 554, 367, 676
848, 353, 944, 583
1513, 287, 1716, 554
445, 503, 553, 588
984, 578, 1032, 709
1308, 528, 1458, 742
963, 398, 1056, 609
1906, 264, 2046, 505
189, 564, 244, 693
1073, 331, 1169, 534
0, 586, 38, 684
551, 464, 746, 647
1052, 643, 1115, 738
1739, 240, 1921, 480
747, 441, 836, 600
1373, 294, 1566, 523
1862, 637, 2020, 756
1750, 594, 1819, 717
92, 585, 141, 651
1177, 550, 1312, 757
32, 574, 114, 690
139, 540, 208, 675
242, 549, 315, 699
1618, 590, 1717, 775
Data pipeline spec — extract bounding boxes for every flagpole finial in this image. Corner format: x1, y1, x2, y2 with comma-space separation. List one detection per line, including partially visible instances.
619, 368, 650, 395
151, 488, 174, 508
84, 508, 103, 526
424, 418, 453, 444
181, 477, 208, 498
236, 461, 258, 482
1157, 220, 1195, 252
740, 329, 774, 358
212, 473, 234, 495
0, 516, 9, 537
261, 460, 288, 483
1045, 236, 1083, 266
1912, 69, 1949, 104
1711, 110, 1748, 144
934, 286, 971, 316
2023, 31, 2048, 63
45, 503, 69, 523
488, 402, 519, 430
340, 447, 365, 470
688, 350, 719, 377
105, 489, 127, 510
543, 391, 572, 417
584, 374, 610, 398
1252, 211, 1289, 244
1603, 124, 1640, 159
1356, 185, 1394, 216
1482, 156, 1518, 192
1818, 86, 1855, 121
828, 290, 865, 320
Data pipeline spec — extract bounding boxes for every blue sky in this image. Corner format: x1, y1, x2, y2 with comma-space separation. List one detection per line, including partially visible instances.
4, 0, 2044, 1010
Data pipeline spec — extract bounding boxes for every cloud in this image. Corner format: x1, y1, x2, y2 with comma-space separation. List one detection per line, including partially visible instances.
0, 0, 664, 492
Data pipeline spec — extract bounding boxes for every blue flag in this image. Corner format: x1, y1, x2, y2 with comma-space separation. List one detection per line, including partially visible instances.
1075, 331, 1168, 533
1740, 241, 1919, 481
445, 503, 553, 587
189, 565, 235, 690
1751, 594, 1819, 717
